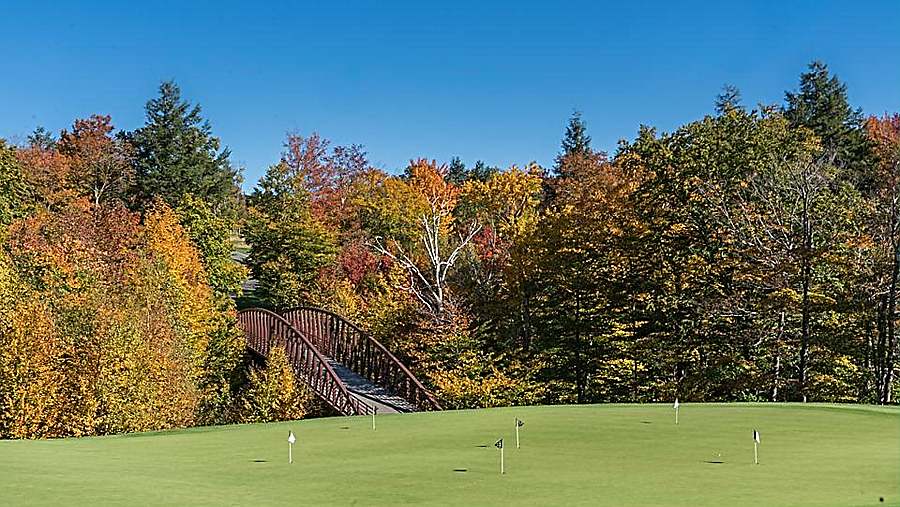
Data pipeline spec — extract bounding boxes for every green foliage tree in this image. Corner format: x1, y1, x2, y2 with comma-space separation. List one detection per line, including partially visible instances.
175, 194, 247, 301
784, 61, 870, 188
129, 81, 240, 211
244, 160, 337, 308
0, 141, 31, 226
559, 111, 592, 159
715, 84, 744, 115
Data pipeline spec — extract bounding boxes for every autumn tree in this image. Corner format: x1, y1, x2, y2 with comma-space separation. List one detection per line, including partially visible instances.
863, 114, 900, 403
369, 159, 480, 320
0, 200, 244, 437
534, 152, 640, 403
280, 133, 370, 234
57, 114, 134, 206
239, 346, 312, 422
456, 164, 544, 351
616, 109, 822, 402
16, 135, 77, 210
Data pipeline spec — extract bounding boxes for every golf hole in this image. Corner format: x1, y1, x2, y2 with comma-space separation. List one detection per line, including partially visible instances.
453, 468, 468, 473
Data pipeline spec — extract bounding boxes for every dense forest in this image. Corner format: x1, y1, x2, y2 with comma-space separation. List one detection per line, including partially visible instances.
1, 61, 898, 438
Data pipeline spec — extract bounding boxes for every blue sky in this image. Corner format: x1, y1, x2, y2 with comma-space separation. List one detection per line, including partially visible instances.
1, 1, 898, 189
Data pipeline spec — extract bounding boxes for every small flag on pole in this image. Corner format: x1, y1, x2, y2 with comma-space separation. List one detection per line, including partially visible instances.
674, 398, 680, 425
495, 438, 505, 474
288, 431, 296, 464
515, 418, 524, 449
752, 429, 760, 464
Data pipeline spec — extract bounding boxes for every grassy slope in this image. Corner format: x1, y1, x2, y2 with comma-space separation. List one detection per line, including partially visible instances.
1, 404, 898, 506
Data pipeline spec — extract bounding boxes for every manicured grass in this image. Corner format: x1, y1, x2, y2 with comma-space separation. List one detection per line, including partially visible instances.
1, 404, 898, 506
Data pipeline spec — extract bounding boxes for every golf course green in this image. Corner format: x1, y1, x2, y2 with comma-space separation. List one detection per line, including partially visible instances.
1, 404, 897, 506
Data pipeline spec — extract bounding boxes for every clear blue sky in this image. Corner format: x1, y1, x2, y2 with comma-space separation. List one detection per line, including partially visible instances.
1, 1, 898, 189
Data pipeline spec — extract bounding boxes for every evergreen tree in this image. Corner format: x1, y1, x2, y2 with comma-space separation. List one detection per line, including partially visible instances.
442, 157, 498, 185
715, 84, 744, 114
446, 156, 468, 185
469, 160, 499, 182
555, 111, 593, 177
784, 61, 870, 187
27, 126, 56, 150
130, 81, 239, 210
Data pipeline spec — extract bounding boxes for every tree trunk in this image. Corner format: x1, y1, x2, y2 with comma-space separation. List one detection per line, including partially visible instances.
771, 311, 785, 402
574, 294, 585, 404
883, 239, 900, 404
799, 252, 811, 402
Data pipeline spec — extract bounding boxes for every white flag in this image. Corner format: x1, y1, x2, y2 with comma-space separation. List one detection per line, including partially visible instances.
288, 431, 296, 444
753, 430, 760, 444
674, 398, 679, 410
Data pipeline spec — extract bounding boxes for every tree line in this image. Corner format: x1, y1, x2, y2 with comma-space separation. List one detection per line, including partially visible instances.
0, 61, 897, 438
241, 61, 898, 408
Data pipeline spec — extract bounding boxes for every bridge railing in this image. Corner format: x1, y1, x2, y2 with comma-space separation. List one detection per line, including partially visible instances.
280, 307, 442, 412
238, 308, 373, 416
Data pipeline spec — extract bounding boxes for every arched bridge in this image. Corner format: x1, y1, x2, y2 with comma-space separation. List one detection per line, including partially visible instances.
237, 307, 441, 416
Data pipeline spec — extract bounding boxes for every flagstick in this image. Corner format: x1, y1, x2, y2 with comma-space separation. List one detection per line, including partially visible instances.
754, 441, 758, 465
500, 445, 505, 475
287, 431, 296, 464
675, 405, 679, 425
372, 407, 377, 431
516, 423, 520, 449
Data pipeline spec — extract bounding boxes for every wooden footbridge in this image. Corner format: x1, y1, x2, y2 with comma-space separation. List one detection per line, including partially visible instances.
237, 307, 441, 415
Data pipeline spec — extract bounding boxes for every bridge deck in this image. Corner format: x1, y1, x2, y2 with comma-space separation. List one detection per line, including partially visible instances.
326, 359, 417, 414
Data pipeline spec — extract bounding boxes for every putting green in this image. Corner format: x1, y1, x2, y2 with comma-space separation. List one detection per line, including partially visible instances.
1, 404, 897, 506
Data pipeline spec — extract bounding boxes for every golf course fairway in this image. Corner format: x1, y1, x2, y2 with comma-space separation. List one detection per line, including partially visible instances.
1, 404, 898, 506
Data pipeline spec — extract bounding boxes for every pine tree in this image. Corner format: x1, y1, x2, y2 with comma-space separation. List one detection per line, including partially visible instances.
469, 160, 499, 182
560, 111, 591, 157
446, 156, 468, 185
715, 84, 743, 115
27, 126, 56, 150
784, 61, 870, 188
130, 81, 239, 210
555, 111, 593, 177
